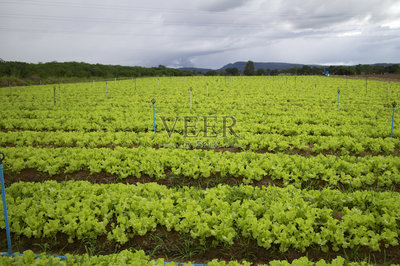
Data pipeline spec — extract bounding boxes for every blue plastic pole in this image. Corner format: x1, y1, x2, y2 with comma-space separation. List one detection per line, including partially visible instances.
391, 102, 397, 138
152, 99, 156, 133
337, 89, 340, 111
0, 153, 13, 256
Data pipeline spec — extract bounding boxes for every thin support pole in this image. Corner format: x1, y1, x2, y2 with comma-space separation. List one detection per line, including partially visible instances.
0, 153, 13, 256
190, 88, 192, 109
314, 84, 316, 98
391, 102, 397, 138
53, 86, 56, 106
337, 89, 340, 111
152, 99, 156, 133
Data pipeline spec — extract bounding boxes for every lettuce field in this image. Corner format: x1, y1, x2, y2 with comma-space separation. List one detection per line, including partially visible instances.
1, 76, 400, 265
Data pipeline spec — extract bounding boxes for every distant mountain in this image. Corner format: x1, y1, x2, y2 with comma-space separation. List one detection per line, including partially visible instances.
178, 62, 311, 73
370, 63, 398, 67
179, 62, 324, 73
220, 62, 312, 71
178, 62, 399, 73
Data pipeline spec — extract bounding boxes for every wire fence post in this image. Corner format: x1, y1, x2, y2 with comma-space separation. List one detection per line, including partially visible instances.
300, 80, 302, 92
152, 99, 156, 133
190, 87, 192, 109
391, 102, 397, 138
0, 153, 13, 256
53, 86, 56, 106
337, 89, 340, 111
314, 84, 316, 98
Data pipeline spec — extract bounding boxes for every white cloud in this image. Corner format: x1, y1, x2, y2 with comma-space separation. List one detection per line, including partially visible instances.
0, 0, 399, 68
382, 20, 400, 29
337, 31, 362, 37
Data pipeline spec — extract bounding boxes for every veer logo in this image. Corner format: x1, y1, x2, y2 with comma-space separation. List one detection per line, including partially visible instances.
159, 116, 238, 138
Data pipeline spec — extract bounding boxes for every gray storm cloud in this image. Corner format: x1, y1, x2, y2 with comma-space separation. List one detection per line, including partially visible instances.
0, 0, 399, 68
199, 0, 248, 12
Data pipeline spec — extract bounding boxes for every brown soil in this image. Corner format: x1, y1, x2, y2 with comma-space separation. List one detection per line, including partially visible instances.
215, 147, 242, 153
3, 169, 399, 192
1, 142, 398, 158
3, 169, 245, 189
1, 227, 399, 265
0, 128, 148, 133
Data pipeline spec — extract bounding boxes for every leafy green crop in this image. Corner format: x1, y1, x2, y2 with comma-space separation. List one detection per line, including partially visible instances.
0, 249, 377, 265
1, 75, 399, 263
3, 146, 400, 188
1, 181, 399, 252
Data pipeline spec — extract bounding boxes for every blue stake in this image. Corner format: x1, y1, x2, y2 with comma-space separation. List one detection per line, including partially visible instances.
391, 101, 397, 138
152, 99, 156, 133
337, 89, 340, 111
0, 152, 13, 256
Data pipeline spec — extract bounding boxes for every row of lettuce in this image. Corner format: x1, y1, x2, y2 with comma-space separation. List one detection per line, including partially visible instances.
1, 181, 399, 253
0, 249, 377, 266
2, 147, 399, 188
0, 131, 399, 156
0, 111, 397, 139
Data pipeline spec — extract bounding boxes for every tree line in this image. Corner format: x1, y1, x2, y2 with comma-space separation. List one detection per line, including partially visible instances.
0, 60, 193, 85
204, 61, 400, 76
1, 59, 399, 86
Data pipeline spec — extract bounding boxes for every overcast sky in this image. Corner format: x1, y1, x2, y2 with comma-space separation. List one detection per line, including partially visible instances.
1, 0, 400, 69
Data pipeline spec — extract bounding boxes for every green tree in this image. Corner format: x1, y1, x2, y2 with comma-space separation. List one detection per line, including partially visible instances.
270, 69, 279, 76
243, 61, 255, 76
386, 64, 399, 74
335, 66, 355, 75
205, 70, 217, 76
256, 68, 265, 76
225, 67, 240, 76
